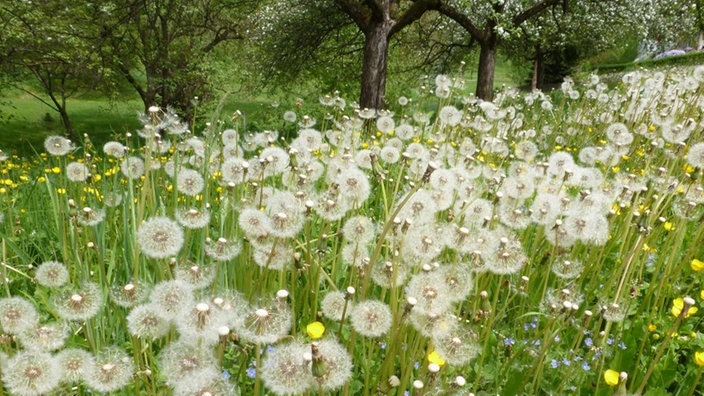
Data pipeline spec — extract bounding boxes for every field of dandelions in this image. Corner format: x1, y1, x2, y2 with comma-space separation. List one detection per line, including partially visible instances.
1, 65, 704, 396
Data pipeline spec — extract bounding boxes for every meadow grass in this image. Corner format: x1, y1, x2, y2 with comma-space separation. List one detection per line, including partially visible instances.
0, 66, 703, 396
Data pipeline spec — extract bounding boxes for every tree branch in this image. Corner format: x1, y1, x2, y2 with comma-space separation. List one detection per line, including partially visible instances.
513, 0, 562, 26
389, 0, 438, 37
436, 1, 486, 43
334, 0, 371, 32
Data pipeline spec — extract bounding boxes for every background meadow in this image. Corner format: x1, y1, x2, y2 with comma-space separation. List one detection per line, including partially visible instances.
0, 65, 703, 395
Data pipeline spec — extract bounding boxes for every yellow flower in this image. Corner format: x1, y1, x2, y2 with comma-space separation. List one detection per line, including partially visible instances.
427, 350, 445, 366
684, 164, 695, 174
671, 297, 698, 318
692, 259, 704, 272
696, 351, 704, 368
604, 369, 620, 386
663, 222, 675, 231
306, 321, 325, 339
52, 166, 61, 174
647, 323, 656, 332
700, 290, 704, 300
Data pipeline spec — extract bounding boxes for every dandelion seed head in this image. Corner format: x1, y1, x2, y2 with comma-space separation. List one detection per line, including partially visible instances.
137, 216, 184, 259
44, 135, 72, 156
34, 261, 69, 288
350, 300, 392, 337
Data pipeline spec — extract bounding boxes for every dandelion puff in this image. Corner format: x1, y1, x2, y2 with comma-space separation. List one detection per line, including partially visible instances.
515, 140, 539, 161
76, 206, 106, 226
283, 111, 297, 123
150, 279, 195, 320
605, 123, 633, 146
103, 191, 124, 207
54, 282, 102, 321
84, 347, 134, 393
56, 348, 93, 383
409, 311, 454, 338
313, 189, 351, 221
266, 190, 305, 239
438, 265, 473, 303
406, 272, 453, 316
546, 151, 575, 179
2, 350, 61, 396
311, 339, 353, 391
260, 147, 290, 177
120, 155, 145, 179
44, 135, 72, 156
137, 216, 184, 259
220, 157, 248, 185
252, 243, 293, 270
342, 216, 376, 245
380, 146, 401, 164
175, 168, 205, 196
126, 303, 171, 340
0, 297, 39, 334
484, 232, 527, 275
66, 162, 90, 182
34, 261, 69, 288
349, 300, 392, 338
341, 243, 369, 269
261, 341, 313, 395
176, 207, 212, 229
602, 302, 627, 322
336, 167, 371, 205
551, 259, 584, 280
321, 291, 353, 322
237, 298, 293, 345
687, 142, 704, 169
109, 282, 150, 308
174, 301, 229, 346
396, 123, 416, 140
432, 324, 480, 366
159, 341, 217, 387
205, 237, 242, 262
17, 322, 69, 352
238, 207, 272, 239
175, 262, 216, 289
103, 141, 127, 158
221, 128, 239, 145
173, 366, 239, 396
563, 213, 609, 246
371, 260, 407, 288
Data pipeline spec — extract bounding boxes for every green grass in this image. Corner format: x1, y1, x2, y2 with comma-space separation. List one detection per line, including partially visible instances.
0, 96, 143, 157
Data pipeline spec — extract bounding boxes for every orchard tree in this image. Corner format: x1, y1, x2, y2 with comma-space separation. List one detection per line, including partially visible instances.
91, 0, 258, 122
0, 1, 105, 139
263, 0, 441, 110
502, 0, 640, 90
434, 0, 564, 100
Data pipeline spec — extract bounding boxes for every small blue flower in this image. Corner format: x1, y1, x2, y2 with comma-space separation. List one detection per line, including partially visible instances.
246, 367, 256, 379
380, 342, 387, 350
584, 337, 593, 348
606, 337, 614, 345
554, 335, 561, 342
414, 361, 420, 369
562, 358, 571, 366
581, 362, 590, 371
222, 369, 231, 380
504, 337, 516, 346
618, 341, 627, 350
551, 359, 560, 368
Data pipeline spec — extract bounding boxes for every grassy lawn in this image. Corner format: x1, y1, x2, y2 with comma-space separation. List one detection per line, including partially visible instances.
0, 96, 143, 157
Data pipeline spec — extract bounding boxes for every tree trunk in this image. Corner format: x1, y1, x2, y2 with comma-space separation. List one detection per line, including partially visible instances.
532, 47, 545, 91
359, 22, 392, 110
57, 106, 76, 141
475, 37, 498, 101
